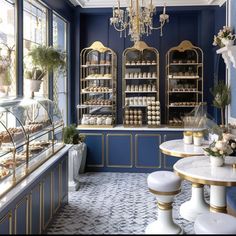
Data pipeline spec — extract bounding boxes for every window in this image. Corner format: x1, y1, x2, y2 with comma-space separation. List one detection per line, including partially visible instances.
0, 0, 16, 97
23, 0, 48, 97
53, 13, 68, 124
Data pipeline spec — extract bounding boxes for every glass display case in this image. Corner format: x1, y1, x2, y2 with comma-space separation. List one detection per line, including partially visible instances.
0, 97, 64, 198
77, 41, 117, 127
166, 40, 203, 126
122, 41, 160, 127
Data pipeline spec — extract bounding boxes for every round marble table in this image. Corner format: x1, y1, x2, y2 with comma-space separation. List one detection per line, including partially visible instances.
159, 139, 209, 158
160, 139, 210, 221
174, 156, 236, 219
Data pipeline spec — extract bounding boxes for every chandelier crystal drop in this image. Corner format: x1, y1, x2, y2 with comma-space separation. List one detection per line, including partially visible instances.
110, 0, 169, 42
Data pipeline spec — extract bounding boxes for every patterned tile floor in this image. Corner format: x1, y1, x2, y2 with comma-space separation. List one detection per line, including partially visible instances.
46, 172, 209, 235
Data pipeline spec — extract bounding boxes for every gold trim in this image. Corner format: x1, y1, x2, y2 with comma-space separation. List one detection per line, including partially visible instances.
135, 134, 161, 168
149, 188, 181, 196
14, 196, 29, 234
192, 183, 204, 188
80, 133, 104, 167
0, 211, 12, 234
233, 163, 236, 169
157, 202, 173, 211
210, 205, 227, 213
161, 148, 197, 158
174, 170, 236, 187
106, 134, 133, 168
77, 125, 114, 128
87, 41, 110, 53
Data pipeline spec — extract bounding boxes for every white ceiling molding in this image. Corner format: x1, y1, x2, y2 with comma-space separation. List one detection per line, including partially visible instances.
68, 0, 227, 8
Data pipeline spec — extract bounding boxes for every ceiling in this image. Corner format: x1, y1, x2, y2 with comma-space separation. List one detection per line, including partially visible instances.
68, 0, 226, 8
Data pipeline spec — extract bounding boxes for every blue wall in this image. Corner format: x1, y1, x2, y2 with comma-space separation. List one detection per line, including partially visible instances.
73, 5, 226, 125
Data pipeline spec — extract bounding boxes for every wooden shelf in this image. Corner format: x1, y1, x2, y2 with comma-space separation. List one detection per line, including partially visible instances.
125, 91, 157, 93
81, 90, 113, 94
168, 91, 202, 93
125, 63, 157, 66
81, 64, 111, 68
124, 77, 157, 80
168, 75, 200, 79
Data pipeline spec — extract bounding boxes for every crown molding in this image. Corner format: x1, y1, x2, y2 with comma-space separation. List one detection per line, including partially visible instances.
70, 0, 227, 8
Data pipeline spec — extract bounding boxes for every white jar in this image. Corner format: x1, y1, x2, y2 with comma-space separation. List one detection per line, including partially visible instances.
139, 85, 143, 92
105, 117, 112, 125
148, 72, 151, 78
183, 132, 193, 144
130, 97, 134, 105
131, 85, 134, 91
126, 85, 131, 91
148, 84, 152, 91
152, 85, 156, 91
143, 97, 147, 106
135, 85, 139, 92
97, 117, 103, 125
143, 84, 147, 91
143, 72, 147, 78
139, 97, 143, 105
126, 73, 130, 79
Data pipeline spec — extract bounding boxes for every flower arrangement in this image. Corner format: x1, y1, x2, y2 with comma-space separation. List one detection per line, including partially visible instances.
222, 133, 236, 156
213, 26, 236, 47
203, 139, 233, 158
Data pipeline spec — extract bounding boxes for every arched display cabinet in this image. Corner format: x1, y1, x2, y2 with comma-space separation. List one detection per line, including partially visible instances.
0, 97, 65, 198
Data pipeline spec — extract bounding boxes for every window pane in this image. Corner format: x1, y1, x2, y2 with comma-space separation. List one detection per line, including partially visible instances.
53, 13, 67, 124
23, 0, 48, 98
0, 0, 16, 97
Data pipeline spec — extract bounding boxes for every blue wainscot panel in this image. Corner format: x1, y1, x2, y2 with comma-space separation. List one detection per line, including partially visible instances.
81, 133, 104, 167
43, 173, 52, 230
162, 132, 183, 170
106, 134, 133, 167
135, 134, 161, 169
0, 212, 12, 234
52, 165, 60, 214
61, 157, 68, 205
30, 184, 41, 234
14, 196, 29, 234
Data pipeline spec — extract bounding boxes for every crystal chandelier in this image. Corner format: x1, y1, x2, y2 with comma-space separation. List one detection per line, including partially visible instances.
110, 0, 169, 42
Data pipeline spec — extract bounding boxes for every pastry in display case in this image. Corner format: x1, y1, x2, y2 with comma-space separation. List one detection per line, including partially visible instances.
77, 41, 117, 127
0, 97, 64, 198
122, 41, 160, 127
166, 40, 204, 126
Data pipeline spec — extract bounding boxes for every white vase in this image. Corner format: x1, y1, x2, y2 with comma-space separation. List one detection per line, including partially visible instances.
209, 155, 224, 167
25, 79, 43, 92
221, 38, 235, 46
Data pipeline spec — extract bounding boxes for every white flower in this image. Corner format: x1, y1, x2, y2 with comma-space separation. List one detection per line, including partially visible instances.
219, 150, 224, 155
215, 140, 227, 151
211, 147, 218, 152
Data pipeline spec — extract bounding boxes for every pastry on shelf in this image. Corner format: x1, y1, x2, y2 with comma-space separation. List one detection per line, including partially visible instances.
100, 60, 106, 64
0, 166, 10, 179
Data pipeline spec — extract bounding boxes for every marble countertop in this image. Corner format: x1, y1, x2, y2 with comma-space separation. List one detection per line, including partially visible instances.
77, 124, 186, 131
0, 145, 72, 211
160, 139, 209, 157
174, 156, 236, 186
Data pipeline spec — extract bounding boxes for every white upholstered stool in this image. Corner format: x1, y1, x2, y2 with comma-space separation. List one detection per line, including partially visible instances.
194, 212, 236, 234
145, 171, 183, 234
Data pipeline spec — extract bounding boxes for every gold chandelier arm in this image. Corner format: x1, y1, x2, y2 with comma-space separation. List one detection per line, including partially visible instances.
112, 22, 128, 32
149, 21, 166, 31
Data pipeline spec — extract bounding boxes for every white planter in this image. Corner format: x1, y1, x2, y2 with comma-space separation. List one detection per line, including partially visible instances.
25, 79, 43, 92
210, 155, 224, 167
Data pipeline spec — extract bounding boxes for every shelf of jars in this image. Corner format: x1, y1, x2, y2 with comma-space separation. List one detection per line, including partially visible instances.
166, 40, 204, 127
122, 41, 161, 128
77, 41, 117, 128
0, 98, 64, 198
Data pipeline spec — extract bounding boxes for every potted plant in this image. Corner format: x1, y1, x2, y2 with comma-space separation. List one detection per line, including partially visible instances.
25, 45, 66, 93
63, 124, 86, 191
203, 139, 233, 167
0, 44, 14, 96
213, 26, 236, 47
210, 81, 231, 126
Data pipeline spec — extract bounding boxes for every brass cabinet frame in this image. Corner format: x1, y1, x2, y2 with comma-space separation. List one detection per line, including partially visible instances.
80, 133, 104, 167
165, 40, 204, 126
14, 195, 29, 234
0, 211, 12, 234
106, 134, 133, 168
78, 41, 117, 127
134, 134, 161, 168
122, 41, 160, 126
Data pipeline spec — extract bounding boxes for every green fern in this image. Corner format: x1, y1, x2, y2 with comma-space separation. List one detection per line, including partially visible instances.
63, 124, 85, 145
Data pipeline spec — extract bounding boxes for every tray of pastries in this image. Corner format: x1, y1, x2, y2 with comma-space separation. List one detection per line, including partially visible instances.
82, 86, 111, 93
0, 166, 10, 180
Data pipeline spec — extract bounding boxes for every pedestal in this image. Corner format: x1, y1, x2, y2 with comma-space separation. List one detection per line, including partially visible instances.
180, 183, 209, 221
